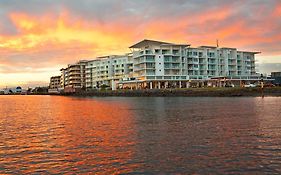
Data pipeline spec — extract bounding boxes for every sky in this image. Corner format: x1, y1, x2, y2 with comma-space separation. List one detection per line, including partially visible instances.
0, 0, 281, 88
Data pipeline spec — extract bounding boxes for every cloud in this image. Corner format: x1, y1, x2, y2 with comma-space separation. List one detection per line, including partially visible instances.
0, 0, 280, 86
259, 63, 281, 75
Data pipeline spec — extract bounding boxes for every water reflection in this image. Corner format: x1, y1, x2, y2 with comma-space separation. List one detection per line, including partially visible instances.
0, 96, 138, 174
0, 96, 281, 174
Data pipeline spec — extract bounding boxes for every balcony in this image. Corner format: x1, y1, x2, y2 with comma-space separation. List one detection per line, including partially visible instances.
145, 56, 155, 62
146, 71, 156, 75
188, 67, 199, 70
228, 68, 237, 71
145, 50, 154, 55
69, 67, 80, 72
146, 66, 156, 69
134, 67, 145, 72
228, 57, 236, 60
69, 80, 81, 84
164, 66, 180, 69
171, 58, 180, 63
162, 50, 172, 55
208, 62, 216, 65
228, 62, 236, 66
208, 66, 216, 70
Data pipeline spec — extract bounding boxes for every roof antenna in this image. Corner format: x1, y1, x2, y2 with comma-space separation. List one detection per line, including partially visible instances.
216, 39, 219, 48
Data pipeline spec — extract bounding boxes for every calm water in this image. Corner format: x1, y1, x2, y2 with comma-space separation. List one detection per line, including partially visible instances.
0, 96, 281, 174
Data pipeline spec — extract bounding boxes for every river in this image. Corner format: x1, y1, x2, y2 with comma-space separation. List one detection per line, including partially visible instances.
0, 96, 281, 174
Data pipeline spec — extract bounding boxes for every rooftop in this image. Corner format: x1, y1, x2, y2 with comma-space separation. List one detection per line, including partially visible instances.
199, 46, 218, 49
129, 39, 189, 48
238, 51, 261, 54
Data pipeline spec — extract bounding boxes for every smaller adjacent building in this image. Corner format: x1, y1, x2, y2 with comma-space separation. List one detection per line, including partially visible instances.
271, 72, 281, 85
85, 54, 133, 90
49, 76, 61, 89
60, 60, 88, 92
48, 76, 61, 93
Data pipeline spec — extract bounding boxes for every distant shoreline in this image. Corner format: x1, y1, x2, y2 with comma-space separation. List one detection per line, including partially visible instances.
1, 87, 281, 97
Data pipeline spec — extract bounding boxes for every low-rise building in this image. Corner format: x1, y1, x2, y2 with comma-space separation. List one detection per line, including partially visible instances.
48, 75, 61, 93
271, 72, 281, 85
2, 87, 22, 94
49, 76, 61, 89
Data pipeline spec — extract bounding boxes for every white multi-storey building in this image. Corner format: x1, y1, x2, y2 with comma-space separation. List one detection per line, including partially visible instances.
57, 39, 260, 91
118, 39, 258, 89
85, 54, 133, 90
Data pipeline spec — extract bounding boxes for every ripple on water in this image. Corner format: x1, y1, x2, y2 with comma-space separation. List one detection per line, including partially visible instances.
0, 96, 281, 174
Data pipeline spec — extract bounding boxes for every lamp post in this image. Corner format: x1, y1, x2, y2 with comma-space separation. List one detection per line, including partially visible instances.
261, 74, 264, 98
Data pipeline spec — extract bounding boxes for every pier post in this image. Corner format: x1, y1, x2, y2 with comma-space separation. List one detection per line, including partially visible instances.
261, 74, 264, 98
186, 82, 190, 88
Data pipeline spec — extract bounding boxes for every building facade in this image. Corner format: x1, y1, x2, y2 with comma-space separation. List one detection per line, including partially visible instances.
85, 54, 133, 90
271, 72, 281, 85
60, 60, 87, 92
49, 76, 61, 89
56, 39, 260, 91
120, 39, 258, 89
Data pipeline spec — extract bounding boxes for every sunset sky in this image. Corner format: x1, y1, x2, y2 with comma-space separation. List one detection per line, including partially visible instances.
0, 0, 281, 88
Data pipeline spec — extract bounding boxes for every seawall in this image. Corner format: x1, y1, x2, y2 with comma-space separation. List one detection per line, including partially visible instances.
61, 87, 281, 97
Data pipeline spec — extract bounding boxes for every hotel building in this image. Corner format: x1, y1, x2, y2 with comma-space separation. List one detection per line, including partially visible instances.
60, 60, 88, 92
57, 39, 260, 91
85, 54, 133, 90
120, 39, 258, 89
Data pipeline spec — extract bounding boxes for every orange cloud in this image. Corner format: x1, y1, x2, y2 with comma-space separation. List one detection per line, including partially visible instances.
273, 3, 281, 17
1, 11, 134, 56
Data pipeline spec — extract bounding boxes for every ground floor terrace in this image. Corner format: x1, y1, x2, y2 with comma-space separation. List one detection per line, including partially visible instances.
118, 77, 274, 90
